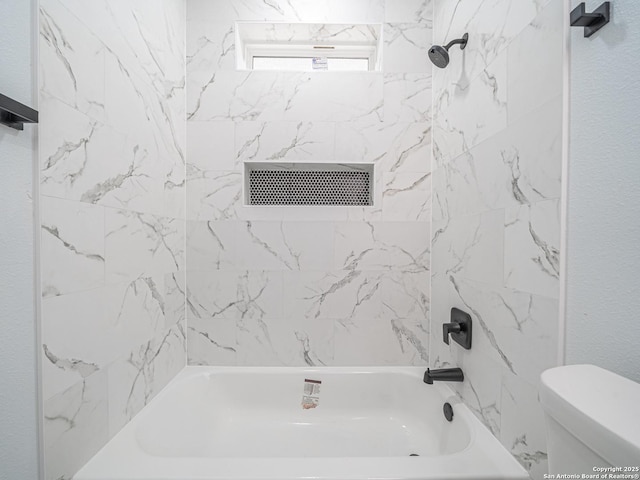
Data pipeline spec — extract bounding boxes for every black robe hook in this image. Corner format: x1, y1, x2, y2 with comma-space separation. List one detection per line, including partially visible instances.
570, 2, 611, 38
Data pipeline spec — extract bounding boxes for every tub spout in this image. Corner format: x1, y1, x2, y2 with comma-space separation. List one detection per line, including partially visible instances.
423, 368, 464, 385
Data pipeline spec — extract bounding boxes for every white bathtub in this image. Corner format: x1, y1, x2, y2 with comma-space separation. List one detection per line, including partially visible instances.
75, 367, 528, 480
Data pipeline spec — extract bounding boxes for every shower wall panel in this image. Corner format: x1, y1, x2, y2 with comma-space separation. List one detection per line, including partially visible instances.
38, 1, 187, 478
185, 0, 433, 367
430, 0, 564, 478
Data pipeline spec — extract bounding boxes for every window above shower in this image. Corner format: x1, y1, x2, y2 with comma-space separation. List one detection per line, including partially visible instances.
235, 22, 382, 72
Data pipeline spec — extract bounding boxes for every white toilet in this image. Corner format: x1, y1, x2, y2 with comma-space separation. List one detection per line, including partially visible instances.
540, 364, 640, 474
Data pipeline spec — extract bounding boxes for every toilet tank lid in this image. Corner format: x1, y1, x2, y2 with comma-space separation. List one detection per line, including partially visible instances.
540, 364, 640, 465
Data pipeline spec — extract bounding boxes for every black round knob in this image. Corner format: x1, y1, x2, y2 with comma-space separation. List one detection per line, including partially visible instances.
443, 402, 454, 422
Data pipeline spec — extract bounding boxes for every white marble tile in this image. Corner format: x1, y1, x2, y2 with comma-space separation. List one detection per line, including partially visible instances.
187, 20, 236, 78
334, 223, 381, 270
433, 50, 508, 167
507, 0, 564, 124
432, 0, 553, 96
187, 270, 284, 321
41, 275, 174, 402
429, 0, 561, 469
235, 317, 283, 366
187, 318, 237, 366
282, 72, 384, 123
383, 23, 432, 73
187, 0, 385, 24
43, 371, 109, 480
186, 220, 239, 271
164, 272, 186, 330
236, 317, 334, 366
504, 199, 560, 298
454, 349, 504, 437
442, 275, 558, 385
186, 170, 242, 221
163, 161, 187, 220
382, 171, 431, 221
236, 221, 335, 270
188, 121, 237, 172
431, 209, 504, 287
129, 0, 186, 87
187, 71, 280, 122
78, 132, 164, 215
105, 276, 172, 351
39, 0, 106, 121
380, 271, 431, 321
335, 121, 430, 173
103, 52, 186, 175
385, 0, 433, 24
107, 323, 186, 436
501, 373, 549, 478
40, 0, 186, 171
290, 0, 386, 23
39, 1, 186, 478
188, 71, 383, 123
283, 270, 383, 322
428, 272, 455, 370
41, 288, 110, 401
238, 22, 380, 46
39, 93, 180, 218
431, 97, 563, 223
237, 203, 383, 223
235, 122, 335, 164
430, 313, 505, 436
40, 197, 105, 298
105, 209, 185, 283
39, 96, 138, 206
334, 316, 428, 365
54, 0, 186, 94
333, 222, 430, 272
383, 73, 432, 123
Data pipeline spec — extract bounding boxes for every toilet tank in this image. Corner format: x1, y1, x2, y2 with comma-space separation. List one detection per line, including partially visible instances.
540, 365, 640, 475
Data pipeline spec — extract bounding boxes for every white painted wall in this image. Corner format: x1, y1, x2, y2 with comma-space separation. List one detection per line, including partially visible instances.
0, 0, 40, 478
565, 0, 640, 382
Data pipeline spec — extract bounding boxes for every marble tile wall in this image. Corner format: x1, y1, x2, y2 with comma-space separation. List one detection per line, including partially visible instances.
36, 0, 562, 477
185, 0, 433, 367
38, 0, 187, 478
430, 1, 563, 478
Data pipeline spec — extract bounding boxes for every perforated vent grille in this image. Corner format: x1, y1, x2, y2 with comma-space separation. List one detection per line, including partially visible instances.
248, 169, 372, 206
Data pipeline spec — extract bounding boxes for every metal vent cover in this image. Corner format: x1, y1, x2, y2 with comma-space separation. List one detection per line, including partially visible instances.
245, 163, 373, 206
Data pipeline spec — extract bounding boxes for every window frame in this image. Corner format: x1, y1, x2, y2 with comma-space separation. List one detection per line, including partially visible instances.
245, 44, 377, 72
235, 22, 383, 72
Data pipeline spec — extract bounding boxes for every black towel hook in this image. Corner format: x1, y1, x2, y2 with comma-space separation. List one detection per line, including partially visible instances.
0, 93, 38, 131
570, 2, 611, 38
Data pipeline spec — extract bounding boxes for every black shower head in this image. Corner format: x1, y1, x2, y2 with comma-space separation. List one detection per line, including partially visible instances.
428, 45, 450, 69
428, 33, 468, 69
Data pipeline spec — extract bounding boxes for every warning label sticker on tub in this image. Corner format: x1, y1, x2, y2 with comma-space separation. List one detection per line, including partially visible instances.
302, 378, 321, 409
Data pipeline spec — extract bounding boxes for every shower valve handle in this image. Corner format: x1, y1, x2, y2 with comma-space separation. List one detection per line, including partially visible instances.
442, 308, 473, 350
442, 322, 462, 345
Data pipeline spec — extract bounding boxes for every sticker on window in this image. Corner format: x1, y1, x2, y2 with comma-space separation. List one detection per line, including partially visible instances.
312, 57, 328, 71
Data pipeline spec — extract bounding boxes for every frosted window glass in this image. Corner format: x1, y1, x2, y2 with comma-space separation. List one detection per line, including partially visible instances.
328, 58, 370, 71
252, 57, 369, 72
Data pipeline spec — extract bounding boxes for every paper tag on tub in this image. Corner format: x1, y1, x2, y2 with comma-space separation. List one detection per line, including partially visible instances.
302, 379, 321, 409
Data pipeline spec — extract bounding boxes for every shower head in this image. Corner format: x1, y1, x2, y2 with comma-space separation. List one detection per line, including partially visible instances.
428, 45, 450, 69
428, 33, 468, 69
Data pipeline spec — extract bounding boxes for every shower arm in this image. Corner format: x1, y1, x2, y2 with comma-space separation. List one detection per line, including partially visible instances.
444, 38, 466, 51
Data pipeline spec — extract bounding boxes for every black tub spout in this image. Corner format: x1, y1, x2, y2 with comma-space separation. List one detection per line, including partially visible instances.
423, 368, 464, 385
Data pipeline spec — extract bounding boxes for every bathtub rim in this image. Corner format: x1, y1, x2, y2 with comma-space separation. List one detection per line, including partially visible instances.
75, 365, 529, 480
135, 365, 476, 458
